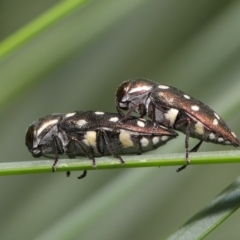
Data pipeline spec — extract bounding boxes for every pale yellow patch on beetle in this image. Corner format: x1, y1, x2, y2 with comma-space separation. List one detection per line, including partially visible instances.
37, 119, 59, 136
119, 131, 133, 148
109, 117, 119, 122
161, 136, 169, 141
195, 121, 204, 135
191, 105, 199, 111
140, 137, 149, 147
231, 132, 237, 138
164, 108, 179, 127
213, 119, 218, 126
77, 119, 87, 126
137, 120, 145, 127
83, 131, 97, 147
65, 112, 76, 118
209, 133, 216, 140
129, 85, 152, 93
214, 113, 220, 120
158, 84, 169, 89
152, 136, 160, 145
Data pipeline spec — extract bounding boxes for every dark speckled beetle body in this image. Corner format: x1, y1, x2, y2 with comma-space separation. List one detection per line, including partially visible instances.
116, 78, 239, 171
26, 111, 177, 178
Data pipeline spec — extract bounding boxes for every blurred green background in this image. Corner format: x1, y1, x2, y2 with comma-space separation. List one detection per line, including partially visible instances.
0, 0, 240, 239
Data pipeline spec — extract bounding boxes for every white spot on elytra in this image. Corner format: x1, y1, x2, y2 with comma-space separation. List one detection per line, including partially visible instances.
95, 112, 104, 115
225, 141, 230, 144
139, 118, 147, 121
37, 119, 59, 136
218, 137, 224, 142
183, 95, 190, 99
213, 119, 218, 125
164, 108, 179, 127
109, 117, 119, 122
152, 137, 160, 145
65, 112, 76, 118
231, 132, 237, 138
128, 85, 152, 93
158, 84, 169, 89
161, 136, 169, 141
119, 131, 133, 148
140, 137, 149, 147
214, 113, 220, 120
137, 120, 145, 127
195, 121, 204, 135
209, 133, 216, 140
191, 105, 199, 111
83, 131, 96, 147
77, 119, 87, 126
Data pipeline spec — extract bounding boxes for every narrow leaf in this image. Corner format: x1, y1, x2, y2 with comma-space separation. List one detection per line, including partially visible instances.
0, 0, 89, 60
167, 175, 240, 240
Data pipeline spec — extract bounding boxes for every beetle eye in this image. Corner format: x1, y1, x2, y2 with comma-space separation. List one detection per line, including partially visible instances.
25, 125, 34, 150
116, 82, 131, 102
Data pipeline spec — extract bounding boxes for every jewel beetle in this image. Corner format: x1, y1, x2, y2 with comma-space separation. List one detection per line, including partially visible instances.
25, 111, 178, 178
116, 78, 239, 171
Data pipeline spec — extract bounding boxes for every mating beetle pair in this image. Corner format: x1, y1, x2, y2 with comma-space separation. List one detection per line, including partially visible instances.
26, 79, 239, 177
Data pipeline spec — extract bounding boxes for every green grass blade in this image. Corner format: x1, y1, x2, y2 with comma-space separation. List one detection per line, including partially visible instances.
0, 0, 89, 60
1, 150, 239, 176
166, 175, 240, 240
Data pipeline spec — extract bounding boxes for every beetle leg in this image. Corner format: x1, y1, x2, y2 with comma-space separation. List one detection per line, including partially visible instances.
175, 140, 203, 172
190, 140, 203, 152
50, 134, 64, 173
77, 170, 87, 179
69, 136, 99, 179
176, 117, 191, 172
96, 130, 105, 155
72, 136, 97, 168
101, 130, 125, 164
137, 135, 144, 154
121, 101, 145, 122
65, 167, 87, 179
